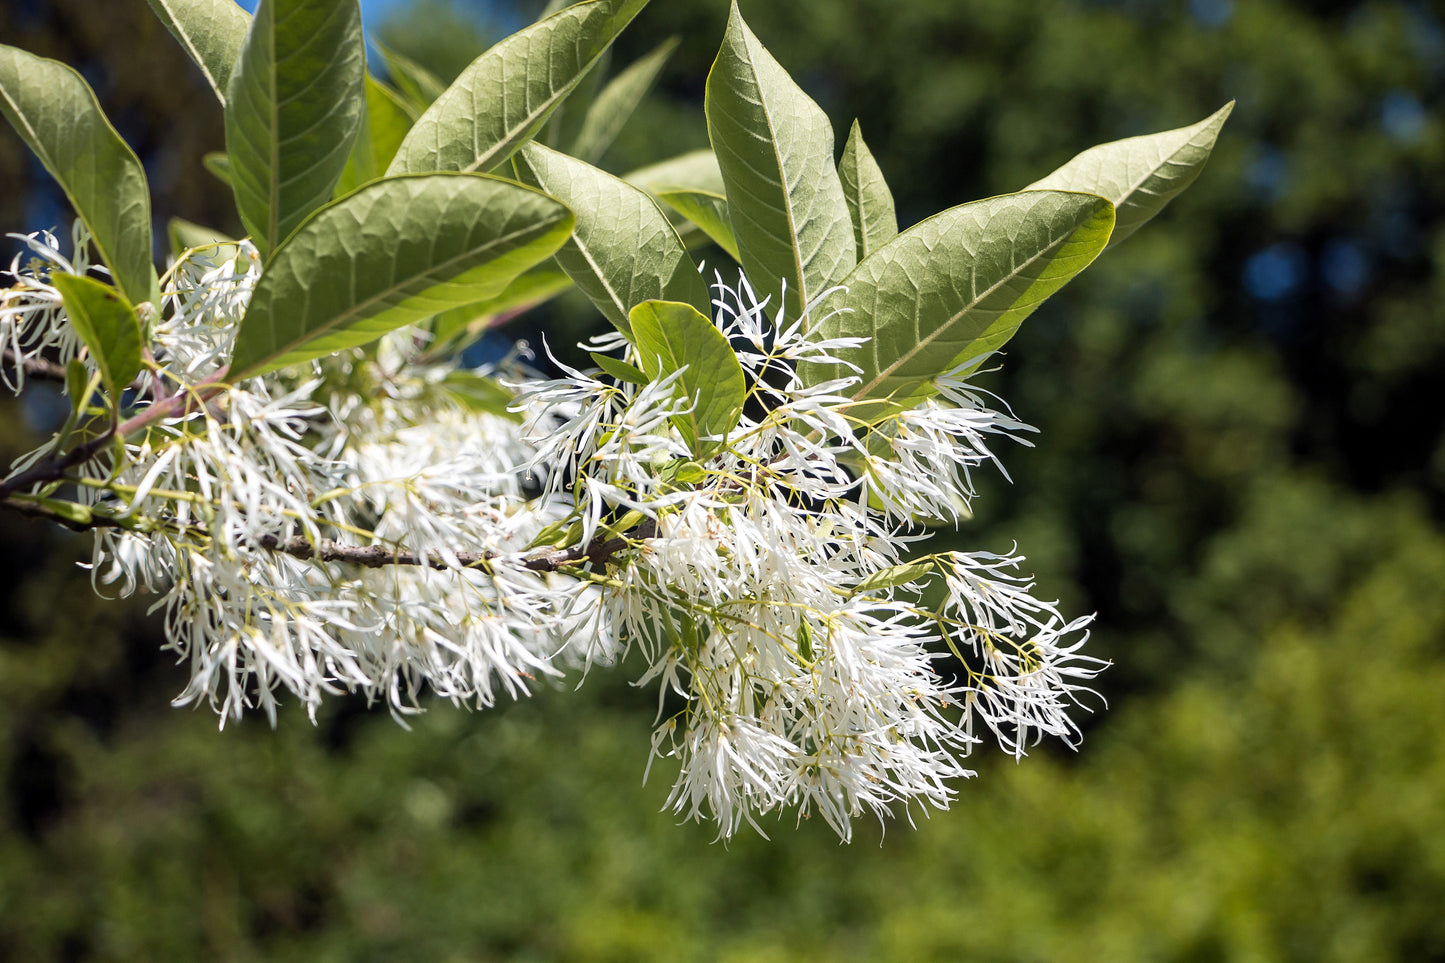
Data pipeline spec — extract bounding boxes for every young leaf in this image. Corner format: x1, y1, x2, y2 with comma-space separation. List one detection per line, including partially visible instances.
626, 150, 740, 260
815, 191, 1116, 410
64, 359, 91, 413
51, 273, 144, 400
853, 560, 934, 593
628, 299, 745, 456
336, 75, 417, 196
372, 41, 448, 112
202, 151, 232, 187
571, 36, 679, 163
1026, 102, 1234, 248
514, 142, 709, 336
143, 0, 251, 105
230, 174, 574, 379
590, 352, 648, 385
168, 218, 240, 262
839, 120, 898, 260
225, 0, 366, 258
705, 2, 855, 325
387, 0, 650, 176
0, 45, 159, 307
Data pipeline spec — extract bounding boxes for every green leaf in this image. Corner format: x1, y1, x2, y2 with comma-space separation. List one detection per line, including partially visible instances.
571, 36, 678, 163
372, 41, 447, 112
704, 3, 855, 324
428, 265, 574, 350
590, 352, 648, 386
627, 300, 745, 456
387, 0, 649, 176
839, 120, 897, 260
796, 618, 814, 663
230, 173, 574, 379
168, 218, 242, 262
51, 273, 144, 400
225, 0, 366, 258
203, 151, 232, 187
514, 142, 708, 336
1026, 101, 1234, 248
672, 461, 706, 484
853, 561, 934, 593
0, 45, 159, 307
657, 191, 739, 262
816, 191, 1116, 410
336, 75, 417, 196
33, 496, 94, 528
143, 0, 251, 105
626, 150, 740, 260
64, 359, 91, 413
439, 371, 520, 421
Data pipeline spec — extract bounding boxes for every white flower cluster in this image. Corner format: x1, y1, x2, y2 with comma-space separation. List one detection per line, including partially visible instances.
1, 227, 1105, 840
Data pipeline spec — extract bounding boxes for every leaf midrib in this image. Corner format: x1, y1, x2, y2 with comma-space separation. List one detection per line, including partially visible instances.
242, 214, 561, 375
852, 217, 1078, 399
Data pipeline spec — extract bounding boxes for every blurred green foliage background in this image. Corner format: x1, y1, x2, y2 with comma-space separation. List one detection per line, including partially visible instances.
1, 0, 1443, 959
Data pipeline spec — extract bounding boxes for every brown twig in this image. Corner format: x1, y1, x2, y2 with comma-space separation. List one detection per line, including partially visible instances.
0, 492, 656, 576
2, 348, 70, 383
257, 518, 657, 573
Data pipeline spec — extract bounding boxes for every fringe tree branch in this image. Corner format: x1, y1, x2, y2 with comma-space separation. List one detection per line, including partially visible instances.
0, 493, 656, 574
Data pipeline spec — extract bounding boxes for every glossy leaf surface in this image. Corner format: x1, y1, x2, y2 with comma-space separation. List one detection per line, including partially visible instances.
705, 4, 854, 323
387, 0, 648, 175
628, 300, 745, 455
225, 0, 366, 257
231, 174, 573, 378
839, 120, 898, 260
1026, 102, 1233, 247
0, 45, 159, 306
143, 0, 251, 104
515, 142, 708, 335
816, 191, 1116, 409
52, 273, 144, 399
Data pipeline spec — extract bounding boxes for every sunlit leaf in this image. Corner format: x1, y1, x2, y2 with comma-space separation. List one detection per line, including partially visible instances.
853, 561, 934, 593
626, 150, 739, 260
0, 45, 159, 307
51, 273, 144, 400
839, 120, 897, 260
628, 299, 745, 455
705, 3, 854, 324
515, 142, 708, 336
202, 150, 232, 187
428, 265, 574, 351
143, 0, 251, 105
590, 352, 648, 385
167, 218, 241, 262
439, 370, 520, 422
387, 0, 649, 176
230, 174, 573, 378
815, 191, 1116, 412
225, 0, 366, 257
1026, 102, 1234, 247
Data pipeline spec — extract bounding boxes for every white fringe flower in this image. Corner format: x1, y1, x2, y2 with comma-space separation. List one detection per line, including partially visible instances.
0, 230, 1104, 840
